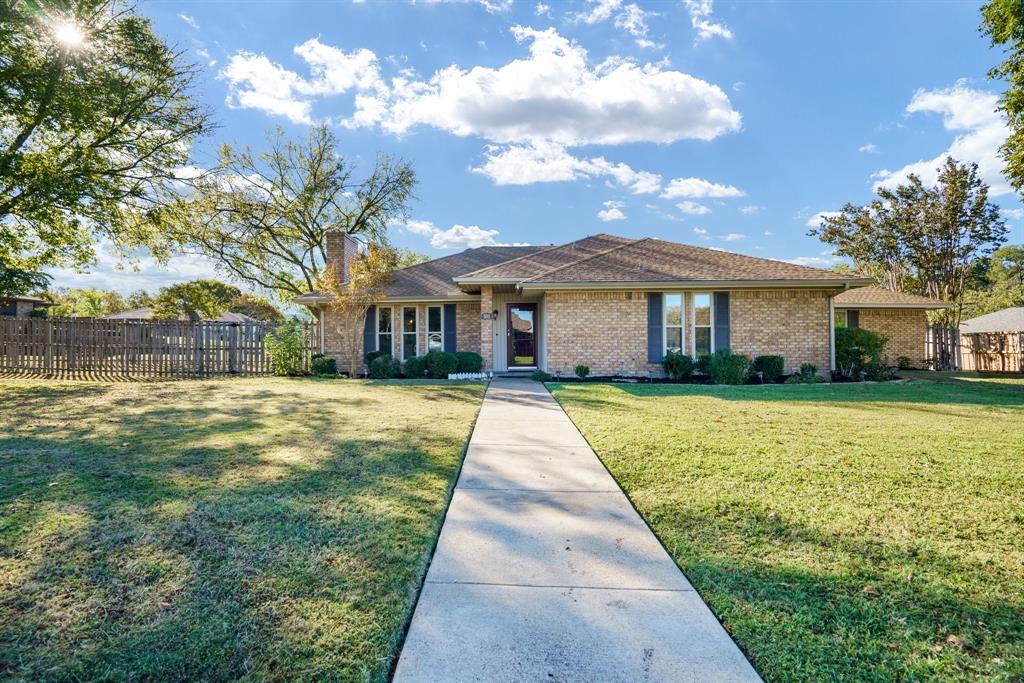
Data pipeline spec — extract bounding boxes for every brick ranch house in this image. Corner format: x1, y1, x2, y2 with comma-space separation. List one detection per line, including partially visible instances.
296, 232, 947, 376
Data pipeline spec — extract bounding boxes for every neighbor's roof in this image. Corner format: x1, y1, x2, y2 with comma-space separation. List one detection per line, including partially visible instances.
514, 237, 870, 289
960, 307, 1024, 334
0, 295, 53, 306
103, 308, 260, 323
294, 245, 545, 304
834, 286, 950, 309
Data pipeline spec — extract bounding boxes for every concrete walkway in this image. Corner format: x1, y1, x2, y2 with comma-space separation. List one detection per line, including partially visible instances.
393, 378, 760, 682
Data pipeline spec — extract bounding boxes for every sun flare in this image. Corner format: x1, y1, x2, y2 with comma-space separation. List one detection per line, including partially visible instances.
53, 21, 85, 47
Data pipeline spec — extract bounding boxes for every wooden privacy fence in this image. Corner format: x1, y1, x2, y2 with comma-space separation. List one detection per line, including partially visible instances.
0, 317, 319, 377
960, 332, 1023, 373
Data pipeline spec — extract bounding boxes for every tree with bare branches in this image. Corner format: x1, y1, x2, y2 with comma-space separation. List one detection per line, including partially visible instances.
161, 125, 415, 301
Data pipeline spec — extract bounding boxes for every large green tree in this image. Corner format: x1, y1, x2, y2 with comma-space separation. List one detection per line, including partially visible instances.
158, 125, 415, 301
982, 0, 1024, 194
46, 287, 127, 317
151, 279, 241, 321
812, 158, 1007, 368
0, 0, 212, 272
962, 244, 1024, 318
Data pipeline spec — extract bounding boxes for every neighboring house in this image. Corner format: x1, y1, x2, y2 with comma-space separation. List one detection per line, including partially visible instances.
959, 307, 1024, 372
833, 286, 950, 367
296, 232, 946, 376
102, 308, 259, 323
0, 295, 53, 318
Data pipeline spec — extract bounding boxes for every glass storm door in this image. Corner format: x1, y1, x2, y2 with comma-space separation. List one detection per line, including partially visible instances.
507, 303, 537, 368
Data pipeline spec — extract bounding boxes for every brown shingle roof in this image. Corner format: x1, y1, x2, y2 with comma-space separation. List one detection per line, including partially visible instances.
834, 286, 948, 308
518, 237, 863, 286
457, 234, 635, 280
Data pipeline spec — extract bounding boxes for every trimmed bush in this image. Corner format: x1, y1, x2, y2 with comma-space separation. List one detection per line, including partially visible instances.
835, 327, 887, 379
574, 364, 590, 379
787, 363, 825, 384
310, 355, 338, 376
695, 354, 711, 376
369, 354, 401, 379
265, 320, 307, 376
530, 370, 552, 382
662, 351, 694, 380
454, 351, 483, 373
751, 355, 785, 383
799, 363, 818, 378
707, 348, 750, 385
425, 351, 459, 379
403, 355, 427, 379
365, 349, 389, 366
896, 355, 913, 370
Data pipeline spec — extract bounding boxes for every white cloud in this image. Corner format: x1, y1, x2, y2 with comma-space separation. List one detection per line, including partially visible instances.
739, 205, 763, 215
473, 141, 661, 194
535, 2, 551, 16
723, 232, 745, 241
786, 255, 843, 267
858, 143, 878, 153
422, 0, 513, 12
178, 13, 199, 29
573, 0, 621, 24
763, 230, 773, 236
47, 241, 222, 295
431, 224, 502, 248
676, 200, 710, 215
806, 211, 840, 228
732, 81, 744, 92
1002, 207, 1024, 219
661, 177, 744, 199
220, 38, 383, 124
355, 26, 740, 145
692, 227, 708, 235
597, 200, 626, 222
684, 0, 733, 41
614, 4, 661, 49
400, 219, 524, 248
871, 80, 1010, 196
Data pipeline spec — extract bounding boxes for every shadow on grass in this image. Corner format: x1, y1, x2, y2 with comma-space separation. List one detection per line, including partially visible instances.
0, 380, 481, 681
640, 500, 1024, 681
549, 378, 1024, 410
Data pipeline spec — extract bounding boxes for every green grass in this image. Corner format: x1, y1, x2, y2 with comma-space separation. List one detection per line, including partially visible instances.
550, 379, 1024, 682
0, 377, 484, 681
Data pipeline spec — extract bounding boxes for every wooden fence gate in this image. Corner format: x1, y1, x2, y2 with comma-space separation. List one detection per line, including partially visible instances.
0, 317, 319, 377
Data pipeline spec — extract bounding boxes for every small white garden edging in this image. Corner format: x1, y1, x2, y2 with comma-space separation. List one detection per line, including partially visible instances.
447, 372, 491, 381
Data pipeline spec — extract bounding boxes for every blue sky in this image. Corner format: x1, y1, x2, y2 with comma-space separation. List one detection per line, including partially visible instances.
60, 0, 1024, 292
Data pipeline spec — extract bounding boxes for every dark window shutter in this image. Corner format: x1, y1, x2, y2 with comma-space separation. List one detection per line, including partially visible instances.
647, 293, 663, 363
443, 303, 457, 352
363, 305, 376, 355
847, 309, 859, 328
714, 292, 730, 351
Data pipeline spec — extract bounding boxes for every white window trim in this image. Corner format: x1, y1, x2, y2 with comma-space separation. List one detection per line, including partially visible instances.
691, 292, 715, 357
401, 305, 418, 360
376, 306, 394, 353
426, 304, 444, 354
662, 293, 685, 355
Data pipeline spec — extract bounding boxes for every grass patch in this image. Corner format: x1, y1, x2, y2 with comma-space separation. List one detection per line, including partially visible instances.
550, 379, 1024, 682
0, 377, 484, 681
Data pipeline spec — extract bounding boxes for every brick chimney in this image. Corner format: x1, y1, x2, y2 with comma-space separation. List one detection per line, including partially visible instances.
325, 231, 361, 284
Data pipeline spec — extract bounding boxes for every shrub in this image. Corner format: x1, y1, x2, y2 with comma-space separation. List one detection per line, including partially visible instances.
454, 351, 483, 373
835, 327, 887, 379
365, 349, 389, 366
425, 351, 459, 379
530, 370, 552, 382
310, 355, 337, 376
799, 363, 818, 378
864, 362, 895, 382
402, 355, 427, 379
574, 364, 590, 379
751, 355, 785, 383
787, 363, 825, 384
265, 320, 307, 376
28, 308, 48, 318
896, 355, 913, 370
662, 351, 694, 380
369, 353, 401, 379
707, 348, 750, 385
695, 354, 711, 376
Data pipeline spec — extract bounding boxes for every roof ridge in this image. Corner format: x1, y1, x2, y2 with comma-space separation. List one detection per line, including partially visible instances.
521, 237, 652, 283
643, 236, 852, 278
455, 234, 632, 278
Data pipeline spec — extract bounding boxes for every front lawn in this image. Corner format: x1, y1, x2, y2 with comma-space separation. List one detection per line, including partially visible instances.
0, 378, 484, 681
550, 379, 1024, 682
